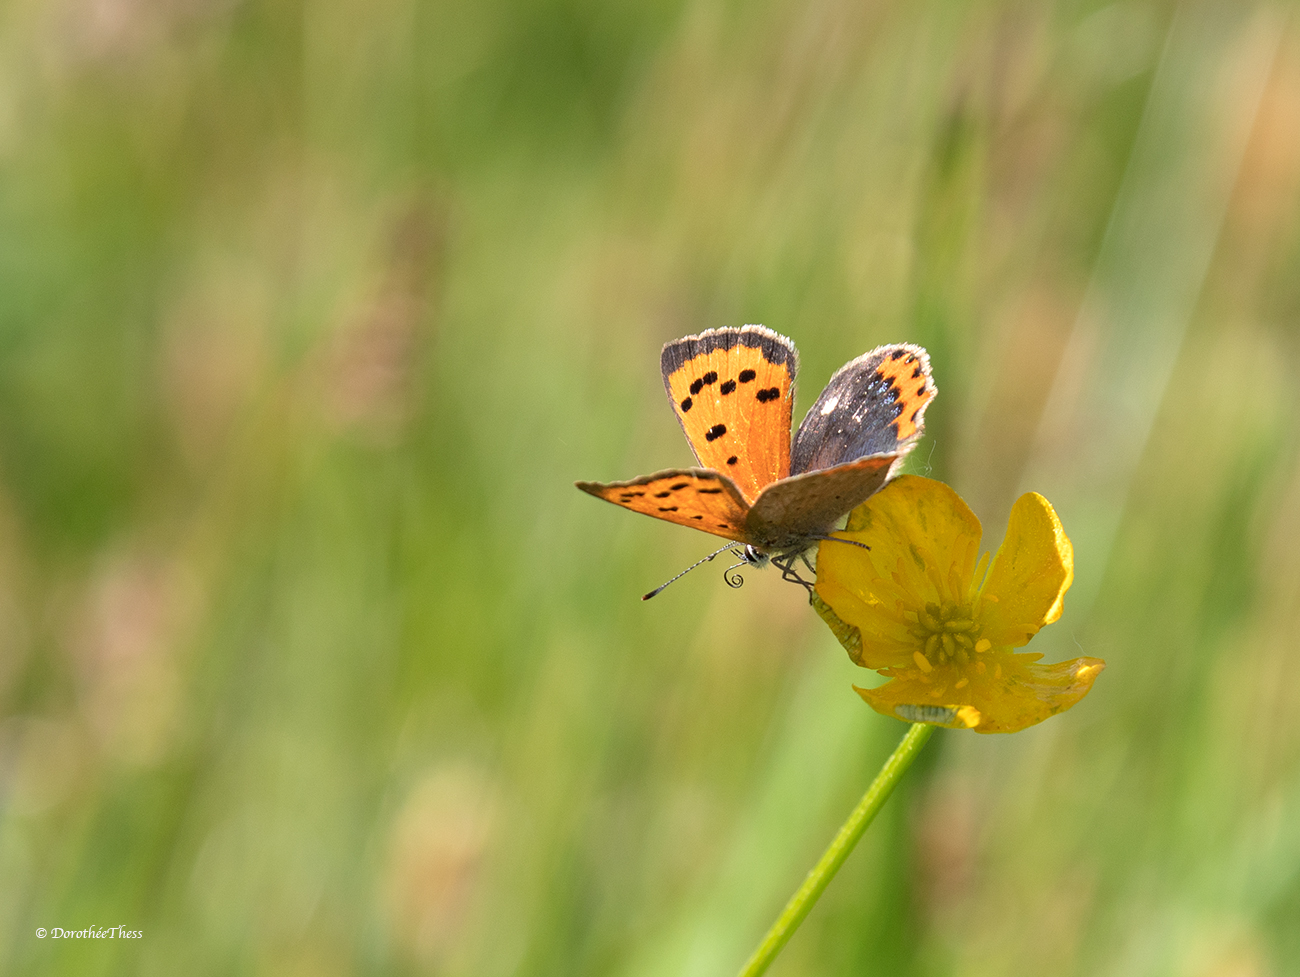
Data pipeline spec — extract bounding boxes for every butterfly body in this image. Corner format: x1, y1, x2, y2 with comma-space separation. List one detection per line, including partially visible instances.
577, 325, 934, 562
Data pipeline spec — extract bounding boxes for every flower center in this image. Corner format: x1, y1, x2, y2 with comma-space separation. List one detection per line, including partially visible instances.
907, 601, 992, 673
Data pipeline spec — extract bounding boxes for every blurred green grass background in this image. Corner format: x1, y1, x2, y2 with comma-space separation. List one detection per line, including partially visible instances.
1, 0, 1299, 973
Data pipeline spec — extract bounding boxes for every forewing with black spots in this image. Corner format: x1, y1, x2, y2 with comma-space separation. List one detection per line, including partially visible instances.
661, 325, 797, 503
789, 344, 935, 475
575, 469, 753, 543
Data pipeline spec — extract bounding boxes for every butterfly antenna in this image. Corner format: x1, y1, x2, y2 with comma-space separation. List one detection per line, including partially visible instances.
722, 554, 749, 589
643, 543, 738, 601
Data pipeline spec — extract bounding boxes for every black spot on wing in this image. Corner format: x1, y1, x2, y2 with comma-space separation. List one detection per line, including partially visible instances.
720, 379, 736, 395
726, 455, 738, 465
680, 397, 693, 412
705, 424, 727, 442
701, 371, 718, 385
690, 378, 704, 395
738, 369, 757, 383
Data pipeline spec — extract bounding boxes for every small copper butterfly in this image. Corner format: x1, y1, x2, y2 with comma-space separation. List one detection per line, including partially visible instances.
577, 325, 936, 595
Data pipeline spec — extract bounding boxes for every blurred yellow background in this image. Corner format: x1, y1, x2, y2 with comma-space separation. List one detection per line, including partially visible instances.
1, 0, 1298, 974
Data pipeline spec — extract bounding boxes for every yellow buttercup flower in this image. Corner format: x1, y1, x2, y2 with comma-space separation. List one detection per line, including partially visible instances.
813, 475, 1104, 733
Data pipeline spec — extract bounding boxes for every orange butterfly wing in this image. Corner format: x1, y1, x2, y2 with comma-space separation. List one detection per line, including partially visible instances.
575, 469, 752, 543
660, 326, 796, 503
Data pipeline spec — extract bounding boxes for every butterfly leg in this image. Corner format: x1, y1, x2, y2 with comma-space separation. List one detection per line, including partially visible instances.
772, 553, 815, 596
812, 534, 871, 552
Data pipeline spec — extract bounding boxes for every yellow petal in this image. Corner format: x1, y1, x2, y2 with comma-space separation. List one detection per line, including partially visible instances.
813, 575, 917, 669
815, 476, 983, 668
811, 593, 866, 666
979, 492, 1074, 648
855, 654, 1105, 733
852, 673, 982, 728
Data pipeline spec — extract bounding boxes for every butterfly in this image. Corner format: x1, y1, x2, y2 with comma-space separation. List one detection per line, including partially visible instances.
576, 325, 935, 594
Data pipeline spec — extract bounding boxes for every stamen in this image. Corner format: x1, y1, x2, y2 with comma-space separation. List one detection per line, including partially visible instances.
994, 664, 1003, 679
941, 633, 957, 658
945, 619, 975, 632
954, 633, 973, 649
866, 576, 919, 611
925, 633, 940, 659
913, 650, 934, 673
964, 536, 980, 576
975, 661, 986, 674
925, 564, 948, 600
955, 678, 969, 689
970, 551, 990, 599
975, 638, 992, 653
947, 563, 965, 604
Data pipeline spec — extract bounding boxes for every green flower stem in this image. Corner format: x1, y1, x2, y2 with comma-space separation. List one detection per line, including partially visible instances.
736, 722, 936, 977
